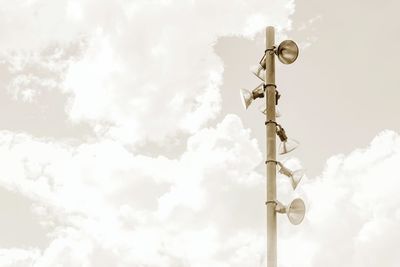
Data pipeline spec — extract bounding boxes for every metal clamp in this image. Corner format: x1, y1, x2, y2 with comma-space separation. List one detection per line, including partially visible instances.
265, 200, 277, 206
265, 120, 277, 126
265, 47, 276, 54
263, 83, 277, 89
265, 200, 286, 214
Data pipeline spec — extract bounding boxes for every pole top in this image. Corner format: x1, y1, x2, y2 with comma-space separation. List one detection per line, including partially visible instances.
266, 26, 275, 49
266, 26, 275, 33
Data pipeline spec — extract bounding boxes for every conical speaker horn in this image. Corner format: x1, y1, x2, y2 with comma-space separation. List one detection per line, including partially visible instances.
240, 88, 253, 109
279, 138, 299, 155
276, 40, 299, 65
252, 65, 265, 81
286, 198, 305, 225
277, 162, 304, 190
276, 125, 299, 154
275, 198, 305, 225
290, 169, 305, 190
239, 84, 264, 110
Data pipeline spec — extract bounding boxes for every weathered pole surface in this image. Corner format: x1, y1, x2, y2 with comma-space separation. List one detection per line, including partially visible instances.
265, 26, 277, 267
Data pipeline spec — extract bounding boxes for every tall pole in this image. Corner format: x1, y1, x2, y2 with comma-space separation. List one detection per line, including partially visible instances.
240, 25, 303, 267
265, 26, 277, 267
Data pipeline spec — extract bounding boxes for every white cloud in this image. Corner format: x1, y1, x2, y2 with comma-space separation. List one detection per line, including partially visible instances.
60, 0, 294, 144
1, 1, 399, 266
2, 101, 400, 267
1, 0, 295, 145
7, 1, 400, 267
0, 249, 39, 267
277, 130, 400, 267
2, 115, 400, 266
0, 114, 266, 267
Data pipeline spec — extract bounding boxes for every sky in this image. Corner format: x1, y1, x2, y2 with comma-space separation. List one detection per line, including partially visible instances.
0, 0, 399, 266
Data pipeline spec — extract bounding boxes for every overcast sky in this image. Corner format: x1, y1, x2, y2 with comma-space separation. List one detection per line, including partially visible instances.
0, 0, 400, 266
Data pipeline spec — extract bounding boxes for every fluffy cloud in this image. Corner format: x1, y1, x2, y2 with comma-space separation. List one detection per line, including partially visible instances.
0, 114, 267, 267
60, 0, 294, 144
2, 67, 400, 265
1, 0, 294, 145
0, 1, 297, 265
4, 1, 399, 267
3, 121, 400, 266
276, 130, 400, 267
0, 249, 39, 266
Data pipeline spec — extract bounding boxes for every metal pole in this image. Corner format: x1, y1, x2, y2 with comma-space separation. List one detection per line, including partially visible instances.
265, 26, 277, 267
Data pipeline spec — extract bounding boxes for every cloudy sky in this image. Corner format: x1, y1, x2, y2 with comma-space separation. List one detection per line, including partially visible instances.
1, 0, 400, 266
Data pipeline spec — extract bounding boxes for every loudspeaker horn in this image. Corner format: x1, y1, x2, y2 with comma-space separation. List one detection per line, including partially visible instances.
275, 198, 305, 225
276, 40, 299, 64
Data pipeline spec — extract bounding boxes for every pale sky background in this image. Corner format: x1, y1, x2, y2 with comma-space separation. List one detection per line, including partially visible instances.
0, 0, 400, 266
